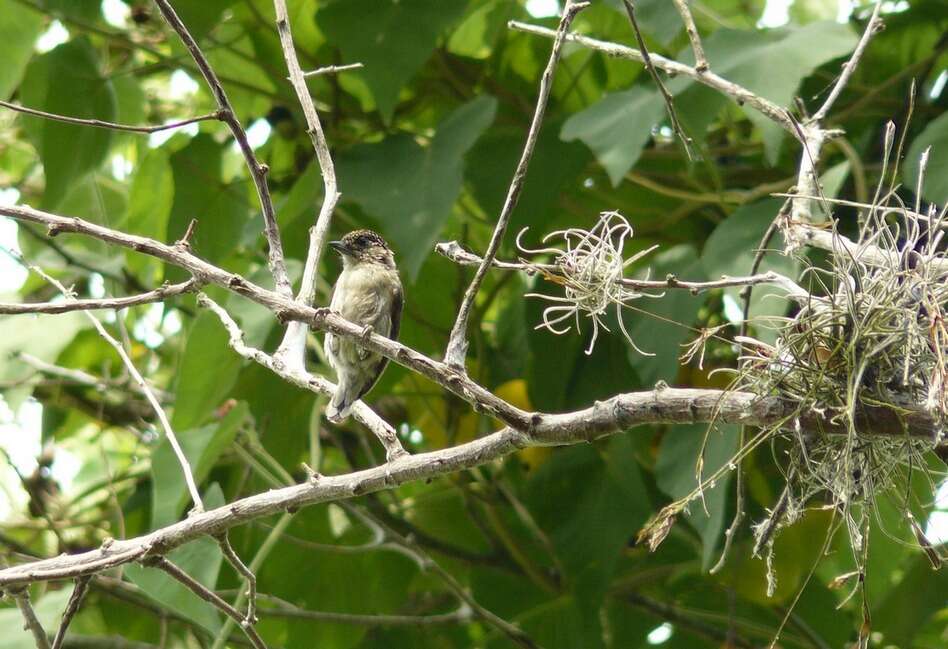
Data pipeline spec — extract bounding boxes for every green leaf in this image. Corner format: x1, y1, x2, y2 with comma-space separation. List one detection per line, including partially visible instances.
151, 402, 247, 528
337, 95, 497, 279
172, 310, 243, 431
317, 0, 468, 121
904, 110, 948, 205
166, 134, 251, 267
127, 486, 226, 634
0, 312, 87, 409
124, 149, 174, 282
44, 0, 100, 21
656, 423, 740, 569
560, 87, 666, 186
701, 198, 797, 343
171, 0, 239, 43
628, 245, 707, 385
19, 39, 116, 209
0, 0, 43, 99
0, 585, 74, 649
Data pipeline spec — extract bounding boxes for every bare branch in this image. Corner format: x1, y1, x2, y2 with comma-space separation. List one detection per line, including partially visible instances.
217, 534, 257, 628
435, 240, 810, 299
151, 0, 292, 299
146, 556, 269, 649
444, 0, 590, 369
812, 1, 884, 122
11, 587, 51, 649
50, 577, 92, 649
622, 0, 695, 160
0, 99, 220, 134
302, 62, 364, 77
255, 595, 469, 626
0, 279, 199, 315
197, 294, 407, 461
0, 386, 940, 589
271, 0, 342, 372
508, 20, 797, 135
671, 0, 708, 72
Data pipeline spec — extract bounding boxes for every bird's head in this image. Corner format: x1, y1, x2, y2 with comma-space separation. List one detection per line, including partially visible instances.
330, 229, 396, 269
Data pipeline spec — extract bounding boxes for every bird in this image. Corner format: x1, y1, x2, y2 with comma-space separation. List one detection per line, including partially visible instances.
324, 229, 403, 423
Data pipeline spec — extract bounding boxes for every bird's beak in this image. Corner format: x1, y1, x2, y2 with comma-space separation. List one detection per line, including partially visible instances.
329, 240, 348, 255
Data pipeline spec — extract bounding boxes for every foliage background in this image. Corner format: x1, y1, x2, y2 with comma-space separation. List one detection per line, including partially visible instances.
0, 0, 946, 647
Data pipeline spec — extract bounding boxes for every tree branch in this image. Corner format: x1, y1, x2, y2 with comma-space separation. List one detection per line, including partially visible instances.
0, 100, 220, 134
12, 587, 51, 649
50, 577, 91, 649
151, 0, 292, 299
271, 0, 341, 372
671, 0, 708, 72
0, 279, 199, 315
507, 20, 797, 135
443, 0, 590, 369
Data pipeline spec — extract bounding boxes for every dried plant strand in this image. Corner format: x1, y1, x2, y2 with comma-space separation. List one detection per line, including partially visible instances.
519, 211, 660, 355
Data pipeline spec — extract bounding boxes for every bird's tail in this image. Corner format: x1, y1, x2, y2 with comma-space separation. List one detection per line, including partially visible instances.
325, 380, 358, 423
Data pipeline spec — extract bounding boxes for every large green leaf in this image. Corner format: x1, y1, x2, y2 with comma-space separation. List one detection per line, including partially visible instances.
904, 110, 948, 205
560, 87, 666, 186
165, 134, 251, 268
656, 423, 739, 569
317, 0, 468, 121
19, 39, 116, 209
336, 95, 497, 279
0, 0, 43, 99
151, 402, 247, 528
124, 149, 174, 282
171, 310, 243, 431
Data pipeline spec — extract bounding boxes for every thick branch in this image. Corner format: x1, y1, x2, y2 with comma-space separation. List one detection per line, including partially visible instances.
151, 0, 292, 298
0, 387, 939, 588
444, 1, 589, 369
271, 0, 341, 371
0, 280, 198, 315
13, 587, 51, 649
508, 20, 796, 134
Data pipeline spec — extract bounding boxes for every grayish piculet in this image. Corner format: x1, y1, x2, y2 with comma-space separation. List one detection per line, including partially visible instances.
324, 229, 403, 422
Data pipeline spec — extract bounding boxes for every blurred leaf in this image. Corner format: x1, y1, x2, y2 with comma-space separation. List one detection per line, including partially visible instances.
656, 423, 739, 569
318, 0, 468, 121
628, 245, 707, 385
560, 87, 666, 186
19, 39, 116, 209
152, 402, 247, 528
172, 310, 243, 431
337, 95, 497, 279
905, 110, 948, 205
127, 486, 226, 634
166, 134, 251, 267
124, 149, 174, 281
701, 198, 797, 343
874, 554, 948, 648
0, 0, 43, 99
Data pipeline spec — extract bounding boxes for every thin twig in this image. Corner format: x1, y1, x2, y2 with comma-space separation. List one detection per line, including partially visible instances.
50, 576, 92, 649
508, 20, 797, 134
302, 62, 363, 77
12, 587, 52, 649
443, 0, 590, 369
435, 240, 810, 298
217, 534, 257, 626
146, 557, 269, 649
0, 279, 199, 315
622, 0, 695, 159
197, 294, 407, 460
15, 257, 204, 514
151, 0, 292, 299
0, 100, 220, 134
271, 0, 341, 372
812, 1, 883, 122
671, 0, 708, 72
